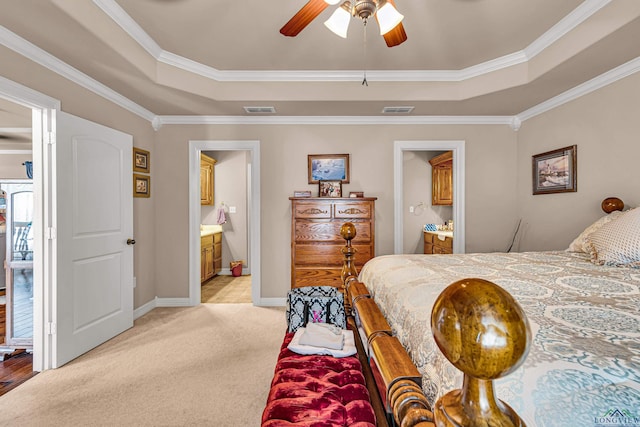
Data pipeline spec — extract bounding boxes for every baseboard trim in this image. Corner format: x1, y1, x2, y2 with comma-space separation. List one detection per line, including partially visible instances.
257, 297, 286, 307
133, 298, 157, 320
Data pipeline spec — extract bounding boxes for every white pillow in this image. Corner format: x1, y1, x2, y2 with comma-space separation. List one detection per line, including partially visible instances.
587, 207, 640, 267
567, 210, 623, 253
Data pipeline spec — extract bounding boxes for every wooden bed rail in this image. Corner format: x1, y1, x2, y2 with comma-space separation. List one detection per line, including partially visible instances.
340, 222, 531, 427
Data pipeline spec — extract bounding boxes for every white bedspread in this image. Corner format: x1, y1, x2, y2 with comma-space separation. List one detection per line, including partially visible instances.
359, 251, 640, 427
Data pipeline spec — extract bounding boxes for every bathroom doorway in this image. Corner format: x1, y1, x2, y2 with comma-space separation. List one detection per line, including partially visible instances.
188, 140, 261, 306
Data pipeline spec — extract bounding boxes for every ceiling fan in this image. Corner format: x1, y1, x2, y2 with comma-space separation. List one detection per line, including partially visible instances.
280, 0, 407, 47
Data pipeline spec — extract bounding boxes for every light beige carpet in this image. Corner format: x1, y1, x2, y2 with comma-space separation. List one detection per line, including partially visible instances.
201, 275, 252, 303
0, 304, 286, 427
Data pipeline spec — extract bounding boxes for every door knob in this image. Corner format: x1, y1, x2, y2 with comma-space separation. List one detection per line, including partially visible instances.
127, 238, 136, 245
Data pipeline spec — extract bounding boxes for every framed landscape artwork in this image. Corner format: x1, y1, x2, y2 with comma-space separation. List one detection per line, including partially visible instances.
308, 154, 350, 184
532, 145, 577, 195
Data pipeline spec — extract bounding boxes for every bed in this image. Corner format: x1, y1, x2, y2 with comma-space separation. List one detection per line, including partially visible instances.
339, 198, 640, 427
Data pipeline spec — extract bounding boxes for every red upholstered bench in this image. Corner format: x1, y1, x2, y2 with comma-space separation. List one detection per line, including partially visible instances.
261, 332, 376, 427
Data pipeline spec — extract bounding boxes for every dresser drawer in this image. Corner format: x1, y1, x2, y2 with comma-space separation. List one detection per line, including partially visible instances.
293, 202, 332, 219
334, 202, 372, 219
294, 221, 371, 243
294, 244, 372, 266
293, 268, 343, 288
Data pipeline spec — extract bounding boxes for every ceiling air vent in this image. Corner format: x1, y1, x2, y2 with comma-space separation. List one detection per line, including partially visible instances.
243, 106, 276, 114
382, 106, 414, 114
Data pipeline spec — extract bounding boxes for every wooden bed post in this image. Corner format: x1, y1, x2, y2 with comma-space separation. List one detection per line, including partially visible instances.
431, 278, 531, 427
340, 222, 359, 313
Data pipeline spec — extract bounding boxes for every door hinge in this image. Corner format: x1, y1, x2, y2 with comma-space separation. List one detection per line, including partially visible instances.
46, 131, 56, 145
46, 227, 57, 240
47, 322, 57, 335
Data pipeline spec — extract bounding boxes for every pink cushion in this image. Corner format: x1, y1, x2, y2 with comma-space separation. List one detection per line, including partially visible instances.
261, 333, 376, 427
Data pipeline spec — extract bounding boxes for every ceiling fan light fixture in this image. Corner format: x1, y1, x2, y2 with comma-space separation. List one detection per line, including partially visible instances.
376, 2, 404, 35
324, 2, 352, 38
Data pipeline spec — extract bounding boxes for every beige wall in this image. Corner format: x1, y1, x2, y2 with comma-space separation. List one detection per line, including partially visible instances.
154, 124, 518, 299
6, 39, 638, 305
516, 71, 640, 251
0, 154, 32, 179
0, 46, 157, 309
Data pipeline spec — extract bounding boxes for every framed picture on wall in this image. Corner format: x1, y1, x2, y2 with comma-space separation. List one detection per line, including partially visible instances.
532, 145, 577, 195
308, 154, 350, 184
133, 147, 150, 173
133, 174, 150, 198
319, 180, 342, 198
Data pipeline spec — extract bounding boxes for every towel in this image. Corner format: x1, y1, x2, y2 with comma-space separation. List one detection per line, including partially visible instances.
288, 327, 357, 358
216, 207, 226, 225
298, 322, 345, 350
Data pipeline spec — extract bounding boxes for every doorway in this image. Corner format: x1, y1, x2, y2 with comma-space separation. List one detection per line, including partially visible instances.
393, 140, 466, 254
188, 140, 261, 306
200, 149, 251, 304
1, 181, 34, 349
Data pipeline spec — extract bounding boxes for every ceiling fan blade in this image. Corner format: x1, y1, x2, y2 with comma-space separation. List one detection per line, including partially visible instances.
280, 0, 330, 37
382, 22, 407, 47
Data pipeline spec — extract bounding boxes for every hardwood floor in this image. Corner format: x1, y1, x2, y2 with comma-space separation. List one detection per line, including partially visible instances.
0, 349, 36, 397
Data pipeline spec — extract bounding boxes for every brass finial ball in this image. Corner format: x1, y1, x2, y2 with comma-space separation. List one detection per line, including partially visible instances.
431, 278, 531, 380
340, 222, 357, 240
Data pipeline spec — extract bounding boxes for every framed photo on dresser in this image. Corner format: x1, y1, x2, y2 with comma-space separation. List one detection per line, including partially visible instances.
319, 180, 342, 198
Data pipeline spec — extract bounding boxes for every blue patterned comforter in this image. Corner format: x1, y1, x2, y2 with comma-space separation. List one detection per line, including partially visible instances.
358, 251, 640, 427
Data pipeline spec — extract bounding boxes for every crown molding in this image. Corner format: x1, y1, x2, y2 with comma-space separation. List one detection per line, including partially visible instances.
517, 55, 640, 122
95, 0, 607, 83
523, 0, 611, 59
92, 0, 162, 58
0, 25, 155, 122
155, 115, 514, 126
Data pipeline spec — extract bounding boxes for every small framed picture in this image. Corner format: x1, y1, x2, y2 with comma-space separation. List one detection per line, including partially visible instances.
532, 145, 577, 195
319, 180, 342, 198
133, 147, 150, 173
349, 191, 364, 198
133, 174, 150, 198
308, 154, 350, 184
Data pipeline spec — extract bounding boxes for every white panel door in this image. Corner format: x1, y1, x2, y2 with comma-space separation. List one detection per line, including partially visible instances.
53, 111, 133, 367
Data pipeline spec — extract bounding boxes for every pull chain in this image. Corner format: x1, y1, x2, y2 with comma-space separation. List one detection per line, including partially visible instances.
362, 18, 368, 86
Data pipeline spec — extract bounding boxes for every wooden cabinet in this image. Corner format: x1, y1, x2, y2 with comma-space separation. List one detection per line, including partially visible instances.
424, 231, 453, 254
290, 197, 376, 289
200, 154, 216, 205
201, 232, 222, 282
429, 151, 453, 206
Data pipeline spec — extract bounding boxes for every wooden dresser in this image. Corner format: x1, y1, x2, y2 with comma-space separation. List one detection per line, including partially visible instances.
290, 197, 376, 289
424, 231, 453, 254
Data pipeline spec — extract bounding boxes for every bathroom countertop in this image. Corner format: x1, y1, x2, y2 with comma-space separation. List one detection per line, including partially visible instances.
200, 224, 223, 237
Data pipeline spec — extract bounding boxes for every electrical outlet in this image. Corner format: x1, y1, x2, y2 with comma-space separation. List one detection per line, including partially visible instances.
229, 206, 237, 213
409, 206, 414, 213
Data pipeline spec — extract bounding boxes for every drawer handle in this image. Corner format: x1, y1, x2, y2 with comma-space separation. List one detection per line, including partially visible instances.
338, 208, 366, 215
299, 208, 328, 215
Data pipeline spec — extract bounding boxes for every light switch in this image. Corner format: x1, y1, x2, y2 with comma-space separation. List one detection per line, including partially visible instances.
229, 206, 237, 213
